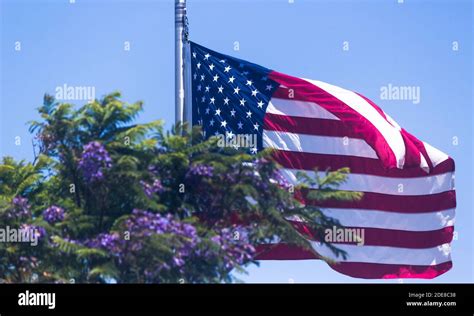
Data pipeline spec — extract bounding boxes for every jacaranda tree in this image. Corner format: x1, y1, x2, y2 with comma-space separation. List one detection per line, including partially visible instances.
0, 93, 361, 283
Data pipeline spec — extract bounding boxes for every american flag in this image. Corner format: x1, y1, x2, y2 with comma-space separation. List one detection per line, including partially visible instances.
190, 41, 456, 279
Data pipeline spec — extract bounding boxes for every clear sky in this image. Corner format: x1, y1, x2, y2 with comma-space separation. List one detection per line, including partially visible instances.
1, 0, 472, 283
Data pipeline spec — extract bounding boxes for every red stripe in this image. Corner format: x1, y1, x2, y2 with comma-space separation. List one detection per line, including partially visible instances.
356, 93, 434, 170
288, 221, 454, 248
331, 261, 452, 279
271, 150, 455, 178
270, 71, 400, 169
299, 189, 456, 213
263, 113, 361, 139
402, 129, 435, 171
255, 244, 452, 279
399, 130, 423, 170
358, 94, 426, 170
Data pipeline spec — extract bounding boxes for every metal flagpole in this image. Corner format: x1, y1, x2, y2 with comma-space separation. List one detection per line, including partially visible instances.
175, 0, 187, 125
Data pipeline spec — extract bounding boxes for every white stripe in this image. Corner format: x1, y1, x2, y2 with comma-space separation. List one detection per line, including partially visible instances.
280, 169, 454, 196
267, 97, 340, 120
304, 79, 406, 169
423, 141, 450, 167
419, 152, 429, 173
263, 130, 378, 159
320, 208, 455, 231
311, 242, 452, 265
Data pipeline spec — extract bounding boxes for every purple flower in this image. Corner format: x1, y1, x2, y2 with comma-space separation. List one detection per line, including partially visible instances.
85, 233, 123, 257
6, 196, 31, 220
86, 210, 202, 280
20, 224, 46, 240
78, 141, 112, 183
42, 205, 65, 224
140, 179, 165, 199
186, 164, 214, 178
210, 226, 255, 270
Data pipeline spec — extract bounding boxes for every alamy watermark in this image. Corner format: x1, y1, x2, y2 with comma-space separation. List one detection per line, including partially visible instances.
55, 83, 96, 102
0, 226, 40, 246
325, 226, 365, 246
18, 290, 55, 310
380, 83, 421, 104
216, 133, 257, 149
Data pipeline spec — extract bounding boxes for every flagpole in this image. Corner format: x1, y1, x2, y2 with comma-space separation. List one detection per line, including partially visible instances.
175, 0, 186, 125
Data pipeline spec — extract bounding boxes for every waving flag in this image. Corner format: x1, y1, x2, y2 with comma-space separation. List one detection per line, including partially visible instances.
189, 42, 456, 279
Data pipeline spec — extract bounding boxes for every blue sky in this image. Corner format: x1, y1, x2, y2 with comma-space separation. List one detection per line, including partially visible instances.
0, 0, 472, 283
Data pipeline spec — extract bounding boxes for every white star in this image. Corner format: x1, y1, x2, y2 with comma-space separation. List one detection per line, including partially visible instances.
237, 121, 243, 129
226, 131, 234, 139
250, 147, 258, 154
266, 84, 273, 91
221, 120, 227, 127
246, 111, 252, 118
197, 85, 202, 91
192, 52, 197, 58
193, 73, 197, 80
218, 86, 224, 93
205, 86, 210, 92
253, 122, 259, 130
230, 109, 236, 116
213, 74, 219, 82
246, 80, 253, 86
209, 63, 215, 71
251, 89, 259, 97
214, 131, 220, 136
205, 108, 210, 114
209, 119, 215, 126
228, 76, 236, 83
240, 98, 246, 106
220, 59, 226, 63
201, 96, 206, 103
200, 74, 205, 81
257, 101, 264, 108
204, 53, 210, 60
223, 97, 230, 105
197, 62, 201, 69
209, 97, 215, 104
215, 108, 221, 116
234, 87, 241, 94
224, 66, 231, 73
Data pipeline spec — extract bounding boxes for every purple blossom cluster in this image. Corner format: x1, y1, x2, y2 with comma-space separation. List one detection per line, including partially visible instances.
186, 164, 214, 178
42, 205, 65, 224
86, 233, 123, 257
20, 224, 46, 240
125, 210, 200, 268
140, 179, 165, 199
78, 141, 112, 183
5, 196, 31, 220
211, 226, 256, 270
86, 210, 200, 276
83, 209, 256, 281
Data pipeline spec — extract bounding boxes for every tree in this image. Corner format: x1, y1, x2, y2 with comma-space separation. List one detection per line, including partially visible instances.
0, 93, 361, 283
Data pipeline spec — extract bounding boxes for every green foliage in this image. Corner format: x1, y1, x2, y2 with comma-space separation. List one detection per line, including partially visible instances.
0, 92, 361, 283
